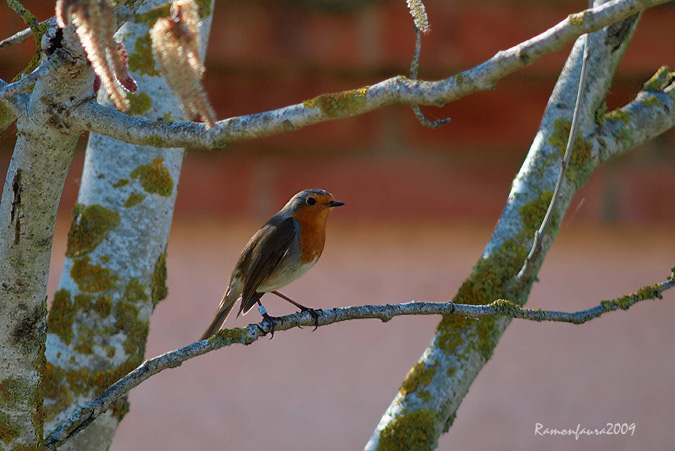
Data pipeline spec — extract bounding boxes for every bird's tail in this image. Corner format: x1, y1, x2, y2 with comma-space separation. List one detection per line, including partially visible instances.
199, 292, 237, 341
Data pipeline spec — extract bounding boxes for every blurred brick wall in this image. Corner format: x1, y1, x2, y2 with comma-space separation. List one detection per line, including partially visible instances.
1, 0, 674, 223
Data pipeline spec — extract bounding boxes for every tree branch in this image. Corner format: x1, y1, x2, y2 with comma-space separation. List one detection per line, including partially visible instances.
45, 274, 673, 449
0, 78, 26, 131
0, 21, 92, 449
0, 25, 32, 49
6, 0, 42, 37
595, 69, 675, 165
0, 61, 50, 102
68, 0, 670, 148
517, 33, 592, 282
367, 1, 646, 446
0, 17, 55, 49
43, 2, 217, 448
409, 26, 449, 128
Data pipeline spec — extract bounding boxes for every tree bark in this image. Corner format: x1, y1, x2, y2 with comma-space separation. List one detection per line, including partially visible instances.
366, 3, 641, 449
0, 25, 92, 449
42, 1, 214, 449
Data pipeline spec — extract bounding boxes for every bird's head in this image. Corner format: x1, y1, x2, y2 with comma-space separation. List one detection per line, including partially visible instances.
284, 189, 344, 220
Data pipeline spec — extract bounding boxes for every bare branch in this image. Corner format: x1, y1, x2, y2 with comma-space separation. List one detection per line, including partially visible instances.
367, 2, 652, 446
6, 0, 42, 36
517, 34, 592, 282
4, 1, 50, 79
409, 27, 450, 128
69, 0, 670, 148
0, 79, 27, 128
0, 16, 53, 50
596, 67, 675, 164
71, 68, 675, 154
0, 25, 33, 49
71, 99, 209, 146
0, 62, 49, 102
0, 17, 55, 50
45, 274, 673, 449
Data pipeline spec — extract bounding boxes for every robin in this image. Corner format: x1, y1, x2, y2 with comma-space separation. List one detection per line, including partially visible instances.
200, 188, 344, 340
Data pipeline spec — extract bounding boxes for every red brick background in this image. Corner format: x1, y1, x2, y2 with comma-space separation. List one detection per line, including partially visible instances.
1, 1, 674, 224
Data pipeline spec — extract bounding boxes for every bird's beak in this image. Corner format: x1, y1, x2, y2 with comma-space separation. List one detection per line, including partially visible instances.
326, 200, 344, 207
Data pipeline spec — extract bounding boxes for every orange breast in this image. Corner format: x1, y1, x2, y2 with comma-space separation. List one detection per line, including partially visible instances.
294, 208, 329, 264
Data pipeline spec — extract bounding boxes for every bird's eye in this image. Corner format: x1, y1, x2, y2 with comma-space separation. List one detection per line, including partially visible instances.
306, 197, 316, 206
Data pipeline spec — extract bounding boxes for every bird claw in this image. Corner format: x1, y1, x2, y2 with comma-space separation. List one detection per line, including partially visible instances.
300, 307, 322, 330
258, 313, 278, 339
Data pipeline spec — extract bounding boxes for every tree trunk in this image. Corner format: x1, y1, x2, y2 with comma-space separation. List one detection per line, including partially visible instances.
366, 3, 640, 448
43, 1, 214, 449
0, 25, 92, 449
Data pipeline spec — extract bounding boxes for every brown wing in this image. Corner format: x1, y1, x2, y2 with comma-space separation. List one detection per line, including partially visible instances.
238, 216, 296, 315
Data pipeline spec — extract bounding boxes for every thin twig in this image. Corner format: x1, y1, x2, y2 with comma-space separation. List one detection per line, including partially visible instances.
516, 33, 592, 283
409, 27, 450, 128
410, 28, 422, 80
410, 105, 450, 128
45, 275, 674, 449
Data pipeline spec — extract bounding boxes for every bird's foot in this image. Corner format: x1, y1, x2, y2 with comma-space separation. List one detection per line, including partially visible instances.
257, 313, 278, 339
271, 290, 321, 329
299, 306, 322, 331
